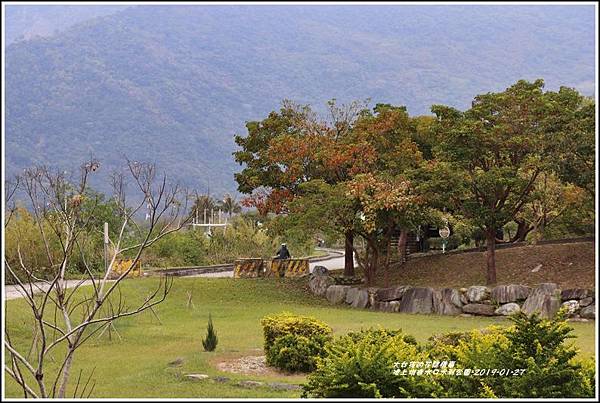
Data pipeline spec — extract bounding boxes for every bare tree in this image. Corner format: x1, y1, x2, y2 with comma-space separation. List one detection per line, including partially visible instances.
4, 159, 190, 398
4, 175, 20, 228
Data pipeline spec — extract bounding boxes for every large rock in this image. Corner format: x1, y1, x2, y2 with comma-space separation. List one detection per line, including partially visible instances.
308, 274, 335, 296
494, 302, 521, 316
491, 284, 531, 303
462, 303, 495, 316
580, 304, 595, 319
312, 265, 329, 276
561, 300, 580, 315
185, 374, 209, 381
375, 286, 411, 302
367, 288, 379, 310
378, 301, 401, 312
466, 286, 491, 303
459, 291, 469, 305
345, 287, 359, 304
580, 297, 594, 307
345, 288, 369, 309
398, 287, 434, 314
326, 285, 350, 304
521, 283, 561, 318
267, 382, 302, 391
561, 288, 592, 300
238, 380, 264, 388
433, 288, 463, 315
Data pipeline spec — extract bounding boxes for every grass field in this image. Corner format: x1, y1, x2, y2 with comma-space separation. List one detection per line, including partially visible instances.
4, 277, 596, 398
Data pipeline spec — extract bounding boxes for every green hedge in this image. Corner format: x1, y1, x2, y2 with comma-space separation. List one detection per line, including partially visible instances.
302, 328, 439, 398
268, 333, 329, 373
261, 312, 332, 373
302, 314, 595, 398
432, 311, 595, 398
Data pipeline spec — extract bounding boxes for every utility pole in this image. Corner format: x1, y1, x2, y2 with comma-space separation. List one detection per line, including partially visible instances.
103, 222, 109, 272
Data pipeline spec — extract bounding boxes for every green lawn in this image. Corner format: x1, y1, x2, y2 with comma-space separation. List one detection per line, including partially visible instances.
4, 277, 596, 398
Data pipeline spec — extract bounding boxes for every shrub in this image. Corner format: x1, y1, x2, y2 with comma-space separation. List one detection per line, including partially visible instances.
303, 316, 596, 399
432, 312, 595, 398
333, 275, 364, 285
261, 312, 332, 350
429, 326, 511, 397
492, 311, 594, 398
261, 312, 332, 372
268, 333, 329, 373
202, 314, 218, 352
302, 328, 441, 398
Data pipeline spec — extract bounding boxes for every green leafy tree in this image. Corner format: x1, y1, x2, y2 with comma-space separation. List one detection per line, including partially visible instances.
234, 99, 370, 276
431, 79, 588, 284
549, 93, 595, 196
512, 172, 592, 242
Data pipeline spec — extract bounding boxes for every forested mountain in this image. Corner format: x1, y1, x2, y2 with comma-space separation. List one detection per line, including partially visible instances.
5, 5, 596, 196
4, 5, 127, 44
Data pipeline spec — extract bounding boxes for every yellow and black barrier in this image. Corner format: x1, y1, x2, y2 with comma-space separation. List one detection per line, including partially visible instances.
112, 259, 142, 278
233, 258, 264, 278
268, 259, 309, 278
268, 259, 287, 278
284, 259, 309, 277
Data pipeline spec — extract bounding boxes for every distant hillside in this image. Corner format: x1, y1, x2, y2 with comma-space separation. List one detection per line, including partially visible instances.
5, 5, 596, 196
4, 5, 127, 44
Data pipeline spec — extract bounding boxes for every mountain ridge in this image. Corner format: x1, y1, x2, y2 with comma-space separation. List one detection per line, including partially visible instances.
5, 5, 596, 196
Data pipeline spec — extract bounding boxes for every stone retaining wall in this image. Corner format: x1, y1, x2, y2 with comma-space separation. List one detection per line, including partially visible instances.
308, 270, 595, 320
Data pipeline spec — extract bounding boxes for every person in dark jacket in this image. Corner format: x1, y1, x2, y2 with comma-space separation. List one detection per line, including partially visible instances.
274, 243, 291, 259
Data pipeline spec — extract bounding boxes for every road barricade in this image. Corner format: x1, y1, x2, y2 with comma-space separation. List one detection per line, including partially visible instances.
111, 259, 142, 278
284, 259, 309, 277
267, 259, 287, 278
268, 259, 309, 278
233, 258, 264, 278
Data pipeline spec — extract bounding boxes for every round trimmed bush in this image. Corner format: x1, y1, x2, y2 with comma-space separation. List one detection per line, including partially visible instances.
261, 312, 333, 372
268, 333, 328, 373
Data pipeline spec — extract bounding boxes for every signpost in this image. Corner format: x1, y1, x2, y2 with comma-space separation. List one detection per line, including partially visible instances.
439, 224, 450, 254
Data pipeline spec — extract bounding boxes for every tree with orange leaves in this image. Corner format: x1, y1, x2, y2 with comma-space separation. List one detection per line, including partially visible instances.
234, 99, 370, 276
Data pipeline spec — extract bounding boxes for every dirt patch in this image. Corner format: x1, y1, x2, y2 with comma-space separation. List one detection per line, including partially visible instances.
216, 355, 271, 376
216, 355, 306, 379
367, 241, 595, 289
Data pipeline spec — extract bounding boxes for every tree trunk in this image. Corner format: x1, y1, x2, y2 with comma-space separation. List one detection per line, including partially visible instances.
343, 230, 355, 277
383, 227, 393, 287
363, 237, 378, 286
57, 348, 75, 398
368, 247, 378, 286
396, 229, 408, 264
510, 219, 533, 243
485, 229, 497, 285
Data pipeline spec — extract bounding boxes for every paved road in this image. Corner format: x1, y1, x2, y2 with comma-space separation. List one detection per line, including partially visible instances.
189, 250, 355, 278
5, 251, 356, 294
5, 280, 102, 301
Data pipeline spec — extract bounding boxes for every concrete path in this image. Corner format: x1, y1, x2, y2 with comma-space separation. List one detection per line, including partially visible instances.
189, 250, 355, 278
5, 280, 102, 301
4, 250, 357, 293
